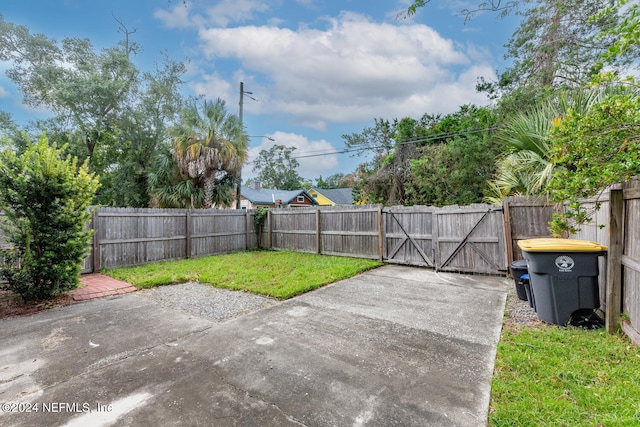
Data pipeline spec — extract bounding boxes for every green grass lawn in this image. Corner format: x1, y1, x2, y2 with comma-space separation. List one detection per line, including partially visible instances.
490, 325, 640, 426
105, 250, 382, 299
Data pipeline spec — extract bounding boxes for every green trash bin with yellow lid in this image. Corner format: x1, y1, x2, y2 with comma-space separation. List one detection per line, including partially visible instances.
517, 238, 607, 326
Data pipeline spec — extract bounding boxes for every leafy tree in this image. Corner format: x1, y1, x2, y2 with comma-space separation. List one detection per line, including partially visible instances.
408, 1, 632, 117
542, 1, 640, 235
0, 15, 137, 171
484, 88, 612, 203
343, 118, 396, 159
167, 97, 248, 208
0, 112, 17, 142
0, 135, 100, 301
252, 145, 303, 190
548, 79, 640, 235
348, 106, 498, 207
315, 173, 351, 189
350, 162, 384, 205
512, 1, 616, 85
100, 58, 185, 207
0, 15, 185, 207
405, 106, 500, 206
479, 0, 631, 115
599, 0, 640, 64
344, 117, 423, 205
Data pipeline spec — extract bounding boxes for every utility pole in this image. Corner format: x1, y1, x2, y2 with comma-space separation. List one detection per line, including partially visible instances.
236, 82, 268, 209
236, 82, 247, 209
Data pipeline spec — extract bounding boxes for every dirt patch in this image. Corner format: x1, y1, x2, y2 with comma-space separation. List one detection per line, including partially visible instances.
41, 327, 72, 350
0, 289, 74, 320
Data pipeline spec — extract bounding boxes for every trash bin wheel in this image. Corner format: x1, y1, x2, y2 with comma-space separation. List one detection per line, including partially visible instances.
569, 309, 604, 329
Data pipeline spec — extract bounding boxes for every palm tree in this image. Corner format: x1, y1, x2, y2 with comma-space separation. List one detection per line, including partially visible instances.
484, 104, 558, 204
484, 88, 610, 204
148, 145, 204, 208
170, 98, 248, 208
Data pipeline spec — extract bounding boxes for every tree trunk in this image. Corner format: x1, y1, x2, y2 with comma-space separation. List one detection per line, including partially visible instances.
203, 175, 215, 209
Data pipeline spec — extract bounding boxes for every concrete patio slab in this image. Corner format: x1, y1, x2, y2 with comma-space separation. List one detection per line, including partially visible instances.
0, 265, 508, 427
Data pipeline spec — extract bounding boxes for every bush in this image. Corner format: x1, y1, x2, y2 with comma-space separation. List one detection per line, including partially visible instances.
0, 135, 100, 301
548, 80, 640, 236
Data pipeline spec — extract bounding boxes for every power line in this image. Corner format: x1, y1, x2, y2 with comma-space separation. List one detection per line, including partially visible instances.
243, 125, 501, 167
288, 126, 502, 160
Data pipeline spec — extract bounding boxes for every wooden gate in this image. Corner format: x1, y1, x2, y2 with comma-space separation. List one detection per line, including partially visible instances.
382, 204, 507, 274
383, 206, 435, 267
434, 205, 507, 274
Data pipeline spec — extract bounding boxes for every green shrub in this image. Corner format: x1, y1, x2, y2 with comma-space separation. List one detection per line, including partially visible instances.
0, 134, 100, 301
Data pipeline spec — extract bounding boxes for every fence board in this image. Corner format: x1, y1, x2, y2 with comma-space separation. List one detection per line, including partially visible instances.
270, 208, 317, 253
622, 189, 640, 340
320, 207, 380, 259
91, 208, 256, 269
503, 196, 555, 265
570, 192, 611, 306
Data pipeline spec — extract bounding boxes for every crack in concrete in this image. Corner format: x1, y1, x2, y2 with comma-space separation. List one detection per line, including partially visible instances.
0, 372, 24, 385
217, 373, 309, 427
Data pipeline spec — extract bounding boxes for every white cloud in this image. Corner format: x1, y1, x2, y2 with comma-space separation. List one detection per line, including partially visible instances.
0, 86, 9, 98
203, 0, 270, 28
196, 12, 494, 129
153, 3, 193, 29
190, 72, 234, 101
154, 0, 271, 29
244, 132, 338, 179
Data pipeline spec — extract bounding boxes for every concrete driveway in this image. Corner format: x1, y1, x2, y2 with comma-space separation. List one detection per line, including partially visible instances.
0, 265, 508, 427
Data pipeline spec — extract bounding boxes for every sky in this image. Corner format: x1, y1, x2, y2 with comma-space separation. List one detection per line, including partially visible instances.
0, 0, 520, 182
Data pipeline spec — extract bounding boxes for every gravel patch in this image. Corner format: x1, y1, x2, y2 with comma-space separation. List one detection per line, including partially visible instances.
137, 278, 542, 328
137, 282, 280, 323
503, 280, 544, 328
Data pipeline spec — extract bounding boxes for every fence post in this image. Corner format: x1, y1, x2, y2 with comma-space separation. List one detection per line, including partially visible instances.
316, 208, 321, 254
245, 209, 250, 250
432, 208, 440, 271
267, 209, 272, 249
378, 206, 384, 262
605, 188, 624, 333
503, 198, 514, 268
185, 210, 192, 259
92, 208, 100, 273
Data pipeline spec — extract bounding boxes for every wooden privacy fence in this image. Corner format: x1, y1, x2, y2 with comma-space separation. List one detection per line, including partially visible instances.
46, 203, 508, 275
90, 208, 256, 271
267, 205, 383, 261
266, 204, 507, 274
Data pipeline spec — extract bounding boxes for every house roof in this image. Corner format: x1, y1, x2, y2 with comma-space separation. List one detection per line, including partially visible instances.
311, 188, 354, 205
241, 186, 318, 205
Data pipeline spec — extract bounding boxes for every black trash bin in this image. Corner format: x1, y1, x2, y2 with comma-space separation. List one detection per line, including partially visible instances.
517, 238, 607, 325
509, 260, 529, 301
520, 274, 535, 309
